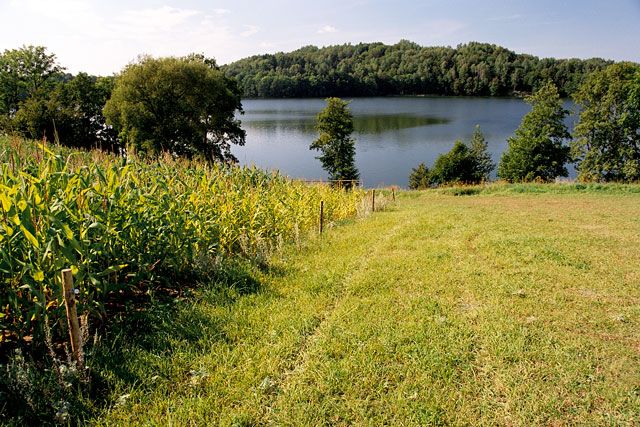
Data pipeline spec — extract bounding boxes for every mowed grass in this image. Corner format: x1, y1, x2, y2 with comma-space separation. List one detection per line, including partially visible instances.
94, 187, 640, 426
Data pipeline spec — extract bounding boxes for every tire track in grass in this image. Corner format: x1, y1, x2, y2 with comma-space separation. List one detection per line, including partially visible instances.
265, 195, 481, 425
98, 202, 414, 426
262, 198, 425, 416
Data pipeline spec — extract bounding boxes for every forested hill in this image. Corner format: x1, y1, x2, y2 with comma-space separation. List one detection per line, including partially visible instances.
223, 41, 612, 98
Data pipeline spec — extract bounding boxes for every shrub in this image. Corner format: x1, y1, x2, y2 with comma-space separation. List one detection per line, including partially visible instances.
408, 163, 431, 189
410, 125, 494, 187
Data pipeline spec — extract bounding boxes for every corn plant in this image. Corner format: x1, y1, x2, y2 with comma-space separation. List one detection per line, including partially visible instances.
0, 137, 364, 345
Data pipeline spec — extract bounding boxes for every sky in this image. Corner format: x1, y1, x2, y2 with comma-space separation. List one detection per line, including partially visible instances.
1, 0, 639, 75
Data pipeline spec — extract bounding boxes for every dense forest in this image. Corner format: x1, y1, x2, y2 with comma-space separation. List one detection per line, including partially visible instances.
223, 41, 612, 98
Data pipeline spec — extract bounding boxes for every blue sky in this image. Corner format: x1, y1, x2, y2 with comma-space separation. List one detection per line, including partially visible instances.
1, 0, 638, 75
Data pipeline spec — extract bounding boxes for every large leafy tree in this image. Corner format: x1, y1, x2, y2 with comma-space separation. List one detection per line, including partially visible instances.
310, 97, 359, 186
59, 73, 118, 150
498, 82, 571, 182
0, 45, 65, 137
103, 55, 245, 162
13, 73, 117, 149
0, 45, 63, 117
0, 46, 117, 149
572, 63, 640, 181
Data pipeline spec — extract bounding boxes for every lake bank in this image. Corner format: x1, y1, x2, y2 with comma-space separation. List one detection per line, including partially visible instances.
233, 96, 576, 187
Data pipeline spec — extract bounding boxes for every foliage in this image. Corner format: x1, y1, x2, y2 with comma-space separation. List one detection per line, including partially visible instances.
0, 136, 364, 350
12, 74, 118, 150
429, 140, 479, 185
103, 55, 245, 162
498, 82, 571, 182
572, 62, 640, 181
310, 98, 359, 186
408, 163, 431, 189
469, 125, 494, 182
418, 126, 495, 186
53, 73, 117, 150
0, 46, 118, 151
223, 41, 612, 98
0, 45, 64, 117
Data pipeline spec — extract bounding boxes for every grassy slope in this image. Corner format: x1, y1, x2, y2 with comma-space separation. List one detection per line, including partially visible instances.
96, 188, 640, 426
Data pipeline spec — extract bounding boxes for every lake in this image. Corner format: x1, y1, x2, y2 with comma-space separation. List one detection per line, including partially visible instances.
232, 97, 576, 187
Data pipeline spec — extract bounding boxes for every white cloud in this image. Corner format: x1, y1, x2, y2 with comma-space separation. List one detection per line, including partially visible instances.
117, 6, 202, 34
240, 25, 260, 37
0, 2, 248, 74
318, 25, 338, 34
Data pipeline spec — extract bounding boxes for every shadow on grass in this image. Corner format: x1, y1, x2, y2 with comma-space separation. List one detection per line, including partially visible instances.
1, 259, 266, 426
90, 258, 264, 394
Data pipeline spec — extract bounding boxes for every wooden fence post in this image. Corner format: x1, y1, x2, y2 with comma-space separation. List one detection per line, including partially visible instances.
319, 200, 324, 234
392, 188, 395, 202
62, 269, 84, 370
371, 189, 376, 213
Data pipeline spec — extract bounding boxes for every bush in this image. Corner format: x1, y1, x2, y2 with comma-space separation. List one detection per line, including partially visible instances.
430, 141, 477, 185
409, 126, 494, 187
408, 163, 431, 189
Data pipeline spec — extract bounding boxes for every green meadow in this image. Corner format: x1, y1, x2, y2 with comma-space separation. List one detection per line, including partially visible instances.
92, 186, 639, 425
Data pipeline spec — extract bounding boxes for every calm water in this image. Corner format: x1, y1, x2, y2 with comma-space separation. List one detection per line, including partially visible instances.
232, 97, 575, 187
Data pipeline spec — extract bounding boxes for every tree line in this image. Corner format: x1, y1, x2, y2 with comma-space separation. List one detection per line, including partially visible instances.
1, 45, 638, 184
0, 46, 244, 162
223, 41, 611, 98
409, 62, 640, 186
0, 46, 118, 151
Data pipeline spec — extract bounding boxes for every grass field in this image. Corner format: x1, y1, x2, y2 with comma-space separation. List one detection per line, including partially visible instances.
86, 186, 640, 426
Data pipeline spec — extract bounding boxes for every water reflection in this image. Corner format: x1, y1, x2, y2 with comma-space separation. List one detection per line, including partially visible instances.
355, 115, 449, 133
233, 97, 574, 186
244, 114, 449, 134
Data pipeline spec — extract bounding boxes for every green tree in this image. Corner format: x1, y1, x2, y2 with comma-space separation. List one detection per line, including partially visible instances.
13, 73, 117, 149
423, 126, 494, 186
310, 97, 359, 186
572, 63, 640, 181
12, 88, 61, 140
469, 125, 494, 182
430, 140, 477, 185
223, 41, 610, 98
408, 163, 431, 189
59, 74, 117, 150
103, 55, 245, 162
498, 82, 571, 182
0, 45, 63, 117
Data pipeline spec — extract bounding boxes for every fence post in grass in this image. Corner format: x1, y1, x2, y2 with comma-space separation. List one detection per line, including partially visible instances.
319, 200, 324, 234
62, 269, 84, 370
371, 189, 375, 212
392, 188, 395, 202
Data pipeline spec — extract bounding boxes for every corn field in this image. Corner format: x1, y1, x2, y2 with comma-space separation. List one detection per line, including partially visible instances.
0, 137, 365, 344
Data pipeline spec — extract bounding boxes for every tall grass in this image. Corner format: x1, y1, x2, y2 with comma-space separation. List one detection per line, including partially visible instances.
0, 136, 364, 346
